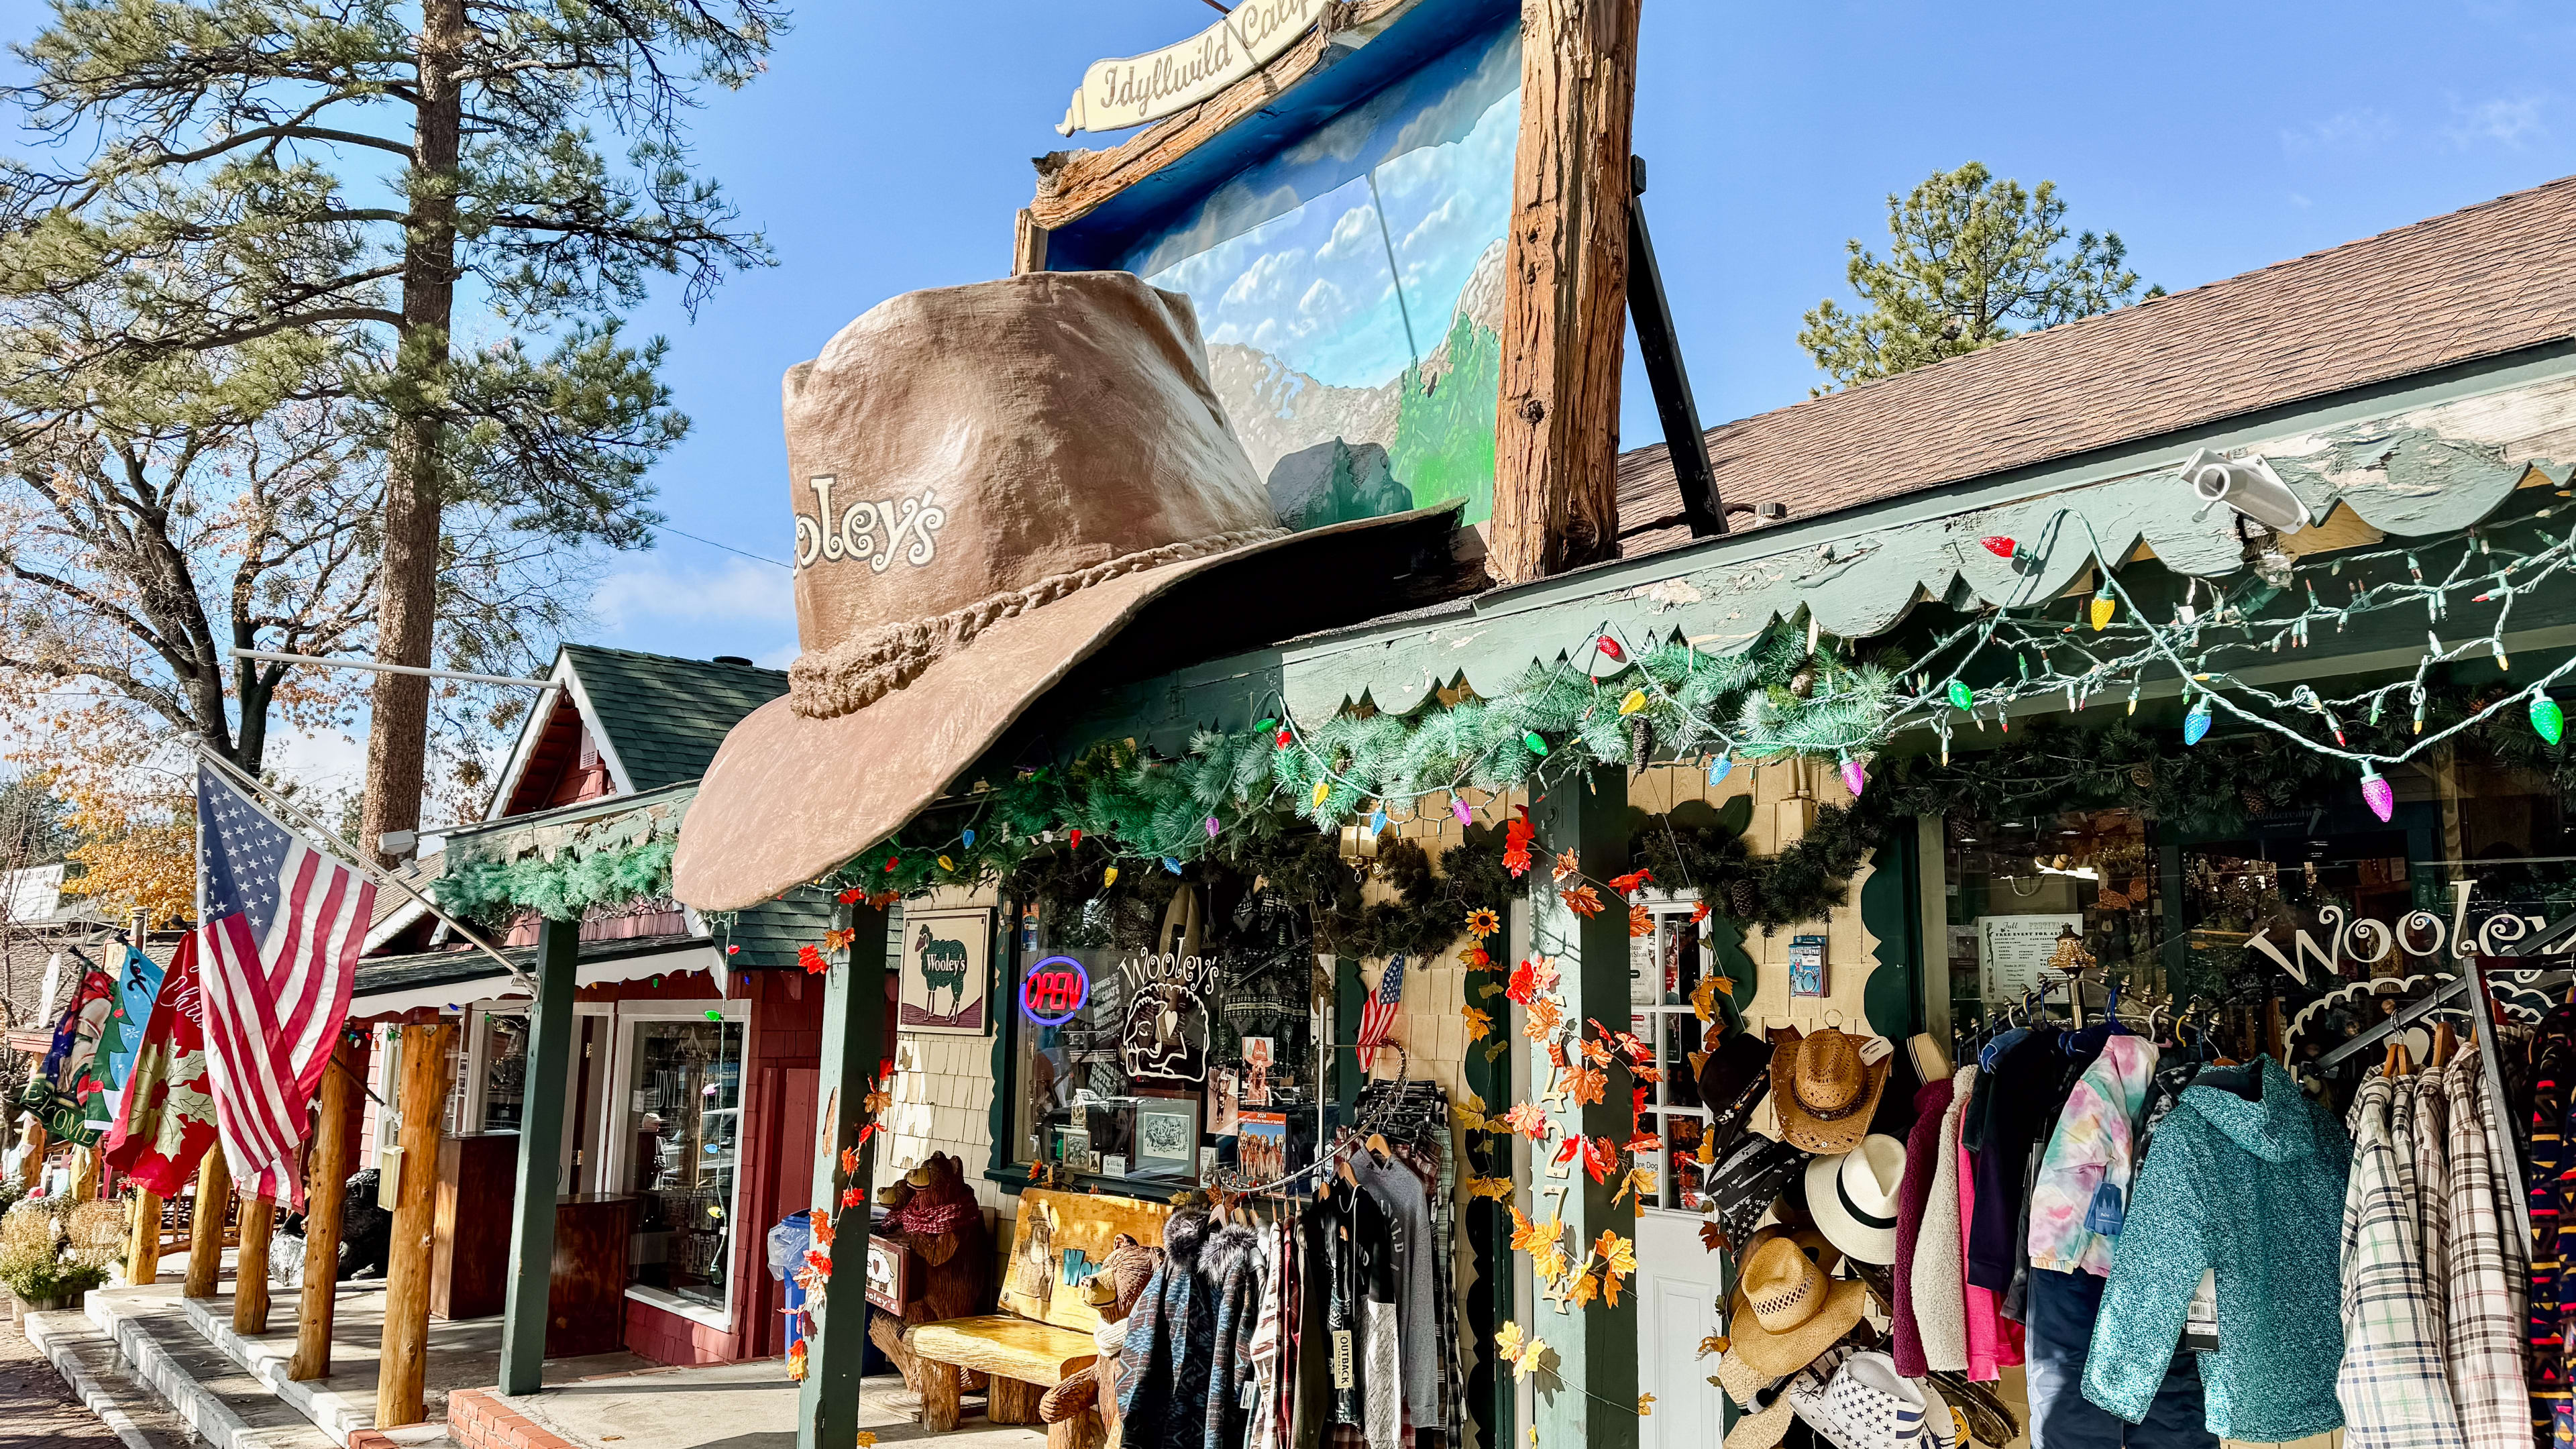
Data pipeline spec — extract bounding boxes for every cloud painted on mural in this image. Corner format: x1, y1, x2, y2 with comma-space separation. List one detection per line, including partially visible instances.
1132, 26, 1519, 525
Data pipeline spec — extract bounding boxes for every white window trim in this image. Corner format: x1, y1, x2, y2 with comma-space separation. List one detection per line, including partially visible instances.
1634, 896, 1715, 1218
604, 996, 753, 1333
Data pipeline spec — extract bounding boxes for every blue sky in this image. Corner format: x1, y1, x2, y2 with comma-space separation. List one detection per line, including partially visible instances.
584, 0, 2576, 674
10, 1, 2576, 797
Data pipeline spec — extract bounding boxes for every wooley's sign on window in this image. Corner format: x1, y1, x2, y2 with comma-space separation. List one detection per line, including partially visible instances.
2247, 879, 2573, 985
1056, 0, 1322, 136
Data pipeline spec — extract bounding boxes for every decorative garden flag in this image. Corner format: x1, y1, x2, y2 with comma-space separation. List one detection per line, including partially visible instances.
99, 943, 166, 1101
193, 761, 374, 1207
25, 958, 116, 1144
1356, 953, 1405, 1072
101, 932, 219, 1197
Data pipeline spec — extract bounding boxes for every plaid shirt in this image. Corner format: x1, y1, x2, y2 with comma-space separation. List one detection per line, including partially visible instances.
2409, 1067, 2453, 1358
2526, 1002, 2576, 1447
2445, 1050, 2533, 1449
2338, 1073, 2463, 1446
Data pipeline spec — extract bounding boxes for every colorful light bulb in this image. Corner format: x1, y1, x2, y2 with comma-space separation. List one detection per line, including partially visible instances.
1708, 756, 1733, 786
1452, 796, 1473, 826
1523, 732, 1550, 756
1839, 757, 1868, 797
2183, 698, 2212, 747
1596, 637, 1625, 662
2088, 588, 2116, 631
1947, 680, 1974, 710
2360, 767, 2395, 823
1619, 689, 1648, 716
1162, 857, 1182, 874
961, 827, 975, 847
1205, 815, 1221, 837
1369, 808, 1387, 835
2532, 692, 2566, 747
1980, 535, 2017, 559
1103, 865, 1119, 887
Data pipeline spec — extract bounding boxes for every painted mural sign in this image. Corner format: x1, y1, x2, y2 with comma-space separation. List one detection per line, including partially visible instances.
1124, 24, 1521, 531
1057, 0, 1323, 136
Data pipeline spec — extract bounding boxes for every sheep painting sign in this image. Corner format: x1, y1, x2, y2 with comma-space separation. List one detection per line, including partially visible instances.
900, 908, 992, 1035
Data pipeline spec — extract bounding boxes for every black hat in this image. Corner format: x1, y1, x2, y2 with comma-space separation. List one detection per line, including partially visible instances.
1703, 1133, 1807, 1252
1697, 1031, 1775, 1158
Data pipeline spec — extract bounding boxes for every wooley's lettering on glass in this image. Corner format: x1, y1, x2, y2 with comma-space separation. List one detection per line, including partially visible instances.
793, 475, 947, 573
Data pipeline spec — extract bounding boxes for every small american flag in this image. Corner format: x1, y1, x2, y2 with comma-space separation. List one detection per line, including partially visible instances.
1356, 953, 1406, 1072
195, 761, 374, 1207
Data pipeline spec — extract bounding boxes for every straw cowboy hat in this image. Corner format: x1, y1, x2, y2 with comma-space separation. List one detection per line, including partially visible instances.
1805, 1134, 1907, 1265
673, 271, 1458, 910
1730, 1234, 1869, 1377
1715, 1344, 1858, 1449
1768, 1027, 1892, 1155
1727, 1224, 1843, 1324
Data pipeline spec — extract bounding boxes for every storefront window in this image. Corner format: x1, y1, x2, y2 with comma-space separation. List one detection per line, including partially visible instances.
476, 1011, 529, 1132
624, 1016, 745, 1313
1009, 883, 1320, 1187
1629, 897, 1711, 1212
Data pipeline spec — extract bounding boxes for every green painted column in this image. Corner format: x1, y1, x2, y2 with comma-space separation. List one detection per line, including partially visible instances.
498, 916, 578, 1397
1528, 767, 1638, 1448
799, 902, 890, 1449
1462, 981, 1515, 1449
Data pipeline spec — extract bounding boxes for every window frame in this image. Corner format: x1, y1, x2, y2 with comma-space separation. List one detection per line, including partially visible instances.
602, 995, 753, 1332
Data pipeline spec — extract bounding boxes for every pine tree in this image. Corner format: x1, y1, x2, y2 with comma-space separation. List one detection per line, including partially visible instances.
1798, 162, 2159, 394
0, 0, 784, 861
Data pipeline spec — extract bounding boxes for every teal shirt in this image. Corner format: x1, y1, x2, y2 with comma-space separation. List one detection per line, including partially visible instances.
2082, 1056, 2349, 1440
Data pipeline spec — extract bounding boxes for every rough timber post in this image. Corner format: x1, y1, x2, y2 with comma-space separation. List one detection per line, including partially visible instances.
1529, 767, 1639, 1448
499, 917, 580, 1396
126, 1187, 163, 1285
798, 902, 889, 1449
182, 1148, 231, 1297
378, 1019, 454, 1428
234, 1194, 277, 1332
292, 1032, 365, 1379
1491, 0, 1644, 584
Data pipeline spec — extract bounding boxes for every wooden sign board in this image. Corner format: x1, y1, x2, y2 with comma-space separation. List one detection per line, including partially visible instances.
1056, 0, 1323, 136
863, 1236, 914, 1314
998, 1187, 1173, 1334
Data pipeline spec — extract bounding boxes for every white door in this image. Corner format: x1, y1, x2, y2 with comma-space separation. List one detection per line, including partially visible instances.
1638, 1206, 1730, 1447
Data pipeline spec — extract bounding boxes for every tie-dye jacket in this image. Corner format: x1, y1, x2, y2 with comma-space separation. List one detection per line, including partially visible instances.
2027, 1033, 2160, 1276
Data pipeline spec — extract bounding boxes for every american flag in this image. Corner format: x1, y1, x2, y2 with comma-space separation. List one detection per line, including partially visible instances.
195, 761, 374, 1207
1356, 953, 1405, 1072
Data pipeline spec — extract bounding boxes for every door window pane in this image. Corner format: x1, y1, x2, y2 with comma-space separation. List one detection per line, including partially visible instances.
625, 1018, 744, 1311
479, 1012, 529, 1132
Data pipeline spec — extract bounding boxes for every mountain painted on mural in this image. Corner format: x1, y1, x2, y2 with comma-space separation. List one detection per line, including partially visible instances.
1206, 235, 1505, 526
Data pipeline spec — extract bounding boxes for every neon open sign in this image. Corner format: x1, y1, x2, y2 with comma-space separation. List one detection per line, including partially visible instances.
1020, 955, 1092, 1026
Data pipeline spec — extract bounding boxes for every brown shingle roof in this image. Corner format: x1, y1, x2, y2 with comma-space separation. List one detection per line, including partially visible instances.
1617, 173, 2576, 557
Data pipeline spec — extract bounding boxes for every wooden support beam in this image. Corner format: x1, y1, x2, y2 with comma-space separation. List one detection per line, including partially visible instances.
1624, 159, 1724, 539
184, 1151, 232, 1298
70, 1146, 98, 1203
234, 1195, 276, 1333
499, 918, 579, 1397
378, 1020, 453, 1429
126, 1188, 164, 1286
292, 1033, 366, 1380
796, 902, 890, 1449
1491, 0, 1644, 584
1012, 209, 1049, 276
1528, 765, 1639, 1449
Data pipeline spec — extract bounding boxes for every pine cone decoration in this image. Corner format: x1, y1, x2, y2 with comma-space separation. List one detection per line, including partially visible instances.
1786, 669, 1817, 698
1727, 879, 1757, 918
2241, 788, 2270, 816
2129, 762, 2155, 790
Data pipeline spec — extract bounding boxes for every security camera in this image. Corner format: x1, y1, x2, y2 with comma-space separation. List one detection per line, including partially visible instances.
2181, 448, 2310, 535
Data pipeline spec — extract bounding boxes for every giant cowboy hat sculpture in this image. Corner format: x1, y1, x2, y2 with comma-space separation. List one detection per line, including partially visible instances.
673, 272, 1458, 910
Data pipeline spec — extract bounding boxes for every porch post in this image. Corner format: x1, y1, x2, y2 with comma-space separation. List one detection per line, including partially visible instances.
182, 1149, 232, 1297
499, 917, 580, 1396
378, 1018, 455, 1429
1529, 767, 1639, 1448
798, 900, 890, 1449
125, 1187, 163, 1285
70, 1144, 97, 1202
291, 1032, 366, 1379
15, 1117, 45, 1189
234, 1195, 276, 1332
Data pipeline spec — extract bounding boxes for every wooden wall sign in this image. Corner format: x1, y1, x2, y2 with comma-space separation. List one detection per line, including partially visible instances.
1055, 0, 1324, 136
900, 908, 992, 1035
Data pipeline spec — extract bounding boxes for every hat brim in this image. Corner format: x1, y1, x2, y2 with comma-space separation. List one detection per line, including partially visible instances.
1768, 1043, 1892, 1156
674, 504, 1461, 910
1731, 1275, 1868, 1377
1726, 1226, 1844, 1324
1805, 1150, 1900, 1265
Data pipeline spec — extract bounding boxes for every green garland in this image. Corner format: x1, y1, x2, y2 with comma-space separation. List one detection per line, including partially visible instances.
435, 835, 679, 926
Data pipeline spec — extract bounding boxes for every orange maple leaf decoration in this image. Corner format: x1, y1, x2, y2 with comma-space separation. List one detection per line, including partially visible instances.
1572, 1034, 1611, 1067
1504, 1101, 1550, 1140
1582, 1135, 1619, 1184
1504, 958, 1540, 1005
1629, 904, 1654, 938
1608, 868, 1654, 896
1565, 1060, 1606, 1106
1523, 997, 1564, 1040
1458, 944, 1492, 970
810, 1215, 837, 1248
1690, 900, 1712, 924
1552, 848, 1581, 883
1560, 883, 1604, 919
1463, 1006, 1494, 1042
823, 926, 855, 953
1503, 807, 1536, 877
798, 943, 828, 975
1595, 1230, 1638, 1305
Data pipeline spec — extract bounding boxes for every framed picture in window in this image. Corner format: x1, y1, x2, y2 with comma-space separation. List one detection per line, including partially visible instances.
1133, 1095, 1200, 1176
900, 908, 992, 1035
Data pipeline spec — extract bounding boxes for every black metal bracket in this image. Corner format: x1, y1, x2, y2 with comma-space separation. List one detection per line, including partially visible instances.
1626, 156, 1726, 538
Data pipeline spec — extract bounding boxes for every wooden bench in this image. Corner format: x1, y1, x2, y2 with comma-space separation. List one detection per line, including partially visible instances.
904, 1189, 1169, 1446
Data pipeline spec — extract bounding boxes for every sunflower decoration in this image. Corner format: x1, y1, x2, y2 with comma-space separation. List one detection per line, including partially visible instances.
1466, 906, 1503, 941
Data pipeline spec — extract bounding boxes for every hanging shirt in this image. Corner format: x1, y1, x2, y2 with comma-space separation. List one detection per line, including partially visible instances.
2028, 1034, 2159, 1276
2336, 1073, 2461, 1448
2444, 1051, 2531, 1449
